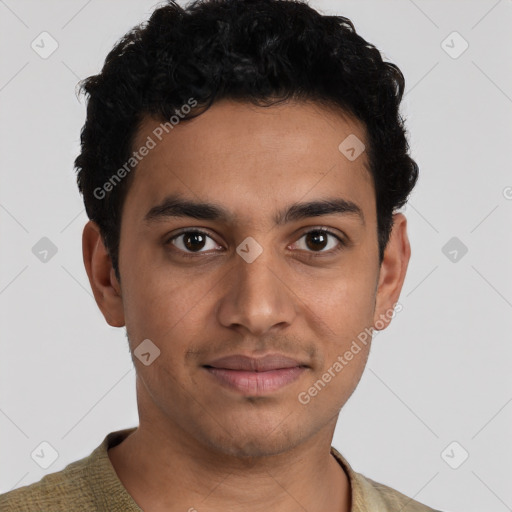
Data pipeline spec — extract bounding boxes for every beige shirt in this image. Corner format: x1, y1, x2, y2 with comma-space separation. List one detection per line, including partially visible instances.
0, 427, 442, 511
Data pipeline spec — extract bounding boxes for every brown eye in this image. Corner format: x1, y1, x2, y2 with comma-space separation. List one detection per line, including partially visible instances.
304, 230, 329, 251
292, 228, 346, 255
167, 230, 220, 255
182, 232, 207, 252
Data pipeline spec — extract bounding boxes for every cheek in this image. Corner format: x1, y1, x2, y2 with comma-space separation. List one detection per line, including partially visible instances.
120, 235, 191, 327
295, 264, 376, 394
122, 275, 207, 397
296, 278, 374, 413
298, 263, 377, 335
121, 255, 222, 367
124, 277, 197, 342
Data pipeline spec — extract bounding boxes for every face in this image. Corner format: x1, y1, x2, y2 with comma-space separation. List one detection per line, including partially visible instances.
84, 99, 410, 458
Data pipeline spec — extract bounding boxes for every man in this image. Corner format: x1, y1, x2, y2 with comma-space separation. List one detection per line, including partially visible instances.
0, 0, 443, 510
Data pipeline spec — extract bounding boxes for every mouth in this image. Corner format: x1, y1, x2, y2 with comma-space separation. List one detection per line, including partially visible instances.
203, 354, 309, 395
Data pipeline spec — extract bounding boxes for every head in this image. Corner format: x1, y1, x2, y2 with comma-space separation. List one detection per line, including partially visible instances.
78, 0, 417, 457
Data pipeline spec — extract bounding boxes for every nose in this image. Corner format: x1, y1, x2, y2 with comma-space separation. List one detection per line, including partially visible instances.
216, 246, 298, 337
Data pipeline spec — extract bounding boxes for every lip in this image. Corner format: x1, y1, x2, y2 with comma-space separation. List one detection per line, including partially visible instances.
205, 354, 306, 372
203, 354, 308, 395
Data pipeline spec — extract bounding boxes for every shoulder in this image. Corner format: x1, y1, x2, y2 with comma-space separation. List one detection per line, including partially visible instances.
0, 455, 95, 512
361, 474, 444, 511
330, 446, 444, 512
0, 428, 138, 512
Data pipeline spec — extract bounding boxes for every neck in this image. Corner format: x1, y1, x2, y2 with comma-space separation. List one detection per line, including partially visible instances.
108, 419, 351, 512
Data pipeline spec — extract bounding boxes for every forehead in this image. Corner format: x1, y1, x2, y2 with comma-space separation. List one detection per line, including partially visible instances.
124, 99, 375, 226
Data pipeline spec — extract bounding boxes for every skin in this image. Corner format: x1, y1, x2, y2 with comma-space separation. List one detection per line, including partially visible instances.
83, 99, 411, 512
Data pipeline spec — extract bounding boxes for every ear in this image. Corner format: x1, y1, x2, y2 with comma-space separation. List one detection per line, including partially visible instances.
373, 213, 411, 331
82, 220, 125, 327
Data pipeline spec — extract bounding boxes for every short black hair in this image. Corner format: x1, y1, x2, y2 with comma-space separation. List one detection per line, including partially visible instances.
75, 0, 418, 281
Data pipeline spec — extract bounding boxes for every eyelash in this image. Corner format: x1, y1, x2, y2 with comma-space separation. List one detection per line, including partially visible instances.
165, 228, 347, 260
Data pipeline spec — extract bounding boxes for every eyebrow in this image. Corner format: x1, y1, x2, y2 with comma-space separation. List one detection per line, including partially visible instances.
144, 194, 365, 226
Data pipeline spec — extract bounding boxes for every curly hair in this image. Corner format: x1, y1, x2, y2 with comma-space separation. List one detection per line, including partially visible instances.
75, 0, 418, 281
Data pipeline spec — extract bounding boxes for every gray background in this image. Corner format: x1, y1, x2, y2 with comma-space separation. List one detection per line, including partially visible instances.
1, 1, 511, 511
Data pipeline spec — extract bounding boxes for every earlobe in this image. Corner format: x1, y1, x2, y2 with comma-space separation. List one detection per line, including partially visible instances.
372, 213, 411, 331
82, 220, 125, 327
